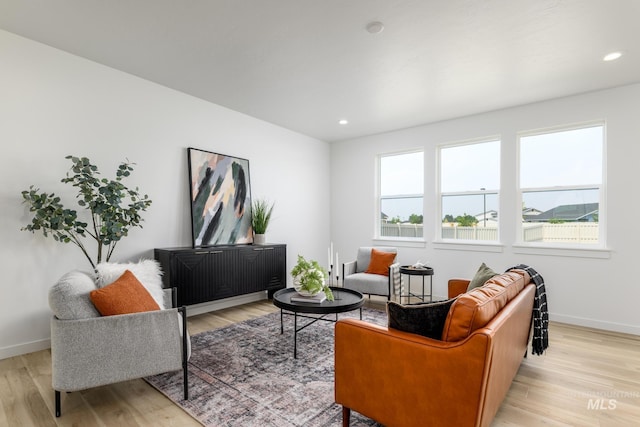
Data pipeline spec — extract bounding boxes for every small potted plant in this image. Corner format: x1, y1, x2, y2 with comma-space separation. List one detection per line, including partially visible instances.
251, 198, 274, 245
290, 255, 334, 301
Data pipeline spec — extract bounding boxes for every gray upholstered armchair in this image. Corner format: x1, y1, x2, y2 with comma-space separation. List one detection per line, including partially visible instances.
342, 246, 401, 300
49, 267, 190, 417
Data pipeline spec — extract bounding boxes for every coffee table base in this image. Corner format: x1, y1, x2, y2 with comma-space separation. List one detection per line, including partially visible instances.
279, 308, 362, 359
272, 287, 365, 359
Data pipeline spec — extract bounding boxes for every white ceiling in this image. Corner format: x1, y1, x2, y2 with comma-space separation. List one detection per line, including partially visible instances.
1, 0, 640, 142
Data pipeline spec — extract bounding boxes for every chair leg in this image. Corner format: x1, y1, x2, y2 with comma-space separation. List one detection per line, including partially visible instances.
55, 390, 61, 417
342, 406, 351, 427
183, 361, 189, 400
180, 306, 189, 400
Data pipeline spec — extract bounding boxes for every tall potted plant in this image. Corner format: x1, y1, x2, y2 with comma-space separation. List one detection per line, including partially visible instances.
251, 198, 274, 245
21, 155, 152, 270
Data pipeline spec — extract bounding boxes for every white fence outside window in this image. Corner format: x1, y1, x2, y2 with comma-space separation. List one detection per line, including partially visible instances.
381, 222, 599, 243
441, 225, 497, 241
521, 223, 598, 243
381, 223, 424, 238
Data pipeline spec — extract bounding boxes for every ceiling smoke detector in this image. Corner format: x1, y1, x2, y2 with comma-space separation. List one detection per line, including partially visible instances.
366, 21, 384, 34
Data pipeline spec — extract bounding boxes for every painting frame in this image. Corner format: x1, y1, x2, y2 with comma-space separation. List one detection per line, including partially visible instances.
187, 147, 253, 247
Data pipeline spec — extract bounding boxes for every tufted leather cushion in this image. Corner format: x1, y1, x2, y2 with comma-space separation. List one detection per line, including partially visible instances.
441, 270, 529, 342
466, 262, 498, 291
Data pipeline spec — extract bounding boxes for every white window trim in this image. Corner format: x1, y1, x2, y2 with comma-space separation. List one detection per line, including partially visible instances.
516, 121, 608, 250
375, 149, 425, 241
436, 137, 501, 244
372, 238, 426, 248
433, 241, 504, 253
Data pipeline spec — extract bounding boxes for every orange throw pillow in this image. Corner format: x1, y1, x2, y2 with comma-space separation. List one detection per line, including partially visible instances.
365, 249, 396, 276
90, 270, 160, 316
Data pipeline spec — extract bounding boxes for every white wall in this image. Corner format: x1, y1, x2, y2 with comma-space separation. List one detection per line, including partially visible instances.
331, 84, 640, 336
0, 30, 330, 359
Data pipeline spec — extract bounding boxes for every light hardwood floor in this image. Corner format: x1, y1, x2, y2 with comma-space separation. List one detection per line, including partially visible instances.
1, 299, 639, 426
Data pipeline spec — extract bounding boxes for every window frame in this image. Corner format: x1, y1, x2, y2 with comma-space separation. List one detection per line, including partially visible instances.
437, 137, 501, 244
376, 149, 425, 242
516, 121, 607, 249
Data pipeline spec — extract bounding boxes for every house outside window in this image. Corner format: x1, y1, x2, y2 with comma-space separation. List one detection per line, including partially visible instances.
439, 139, 500, 242
378, 151, 424, 239
519, 124, 604, 246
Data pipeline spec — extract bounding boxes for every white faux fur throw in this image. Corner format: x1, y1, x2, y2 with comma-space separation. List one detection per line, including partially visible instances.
94, 259, 166, 308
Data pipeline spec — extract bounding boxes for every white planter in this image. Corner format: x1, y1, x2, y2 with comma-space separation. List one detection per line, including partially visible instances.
254, 234, 266, 245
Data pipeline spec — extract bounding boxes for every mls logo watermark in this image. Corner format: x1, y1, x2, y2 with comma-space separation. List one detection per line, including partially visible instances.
587, 398, 617, 410
575, 389, 639, 410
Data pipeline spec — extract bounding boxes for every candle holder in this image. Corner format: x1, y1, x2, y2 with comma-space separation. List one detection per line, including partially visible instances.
328, 264, 333, 286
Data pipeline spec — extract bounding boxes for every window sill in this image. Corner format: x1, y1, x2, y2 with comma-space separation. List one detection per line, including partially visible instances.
372, 238, 426, 248
432, 240, 504, 253
512, 244, 611, 259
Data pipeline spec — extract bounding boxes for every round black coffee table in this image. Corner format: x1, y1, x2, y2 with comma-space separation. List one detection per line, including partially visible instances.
273, 286, 364, 358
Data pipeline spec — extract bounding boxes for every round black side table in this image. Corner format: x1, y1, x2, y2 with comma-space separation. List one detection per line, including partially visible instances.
399, 266, 434, 303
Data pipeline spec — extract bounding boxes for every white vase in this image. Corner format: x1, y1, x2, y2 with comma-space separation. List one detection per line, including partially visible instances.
254, 234, 266, 245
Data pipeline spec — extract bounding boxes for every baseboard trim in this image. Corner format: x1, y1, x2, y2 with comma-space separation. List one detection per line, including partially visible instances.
185, 291, 268, 317
551, 313, 640, 336
0, 338, 51, 361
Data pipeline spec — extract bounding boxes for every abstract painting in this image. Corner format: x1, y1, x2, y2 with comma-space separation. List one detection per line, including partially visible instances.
188, 148, 253, 247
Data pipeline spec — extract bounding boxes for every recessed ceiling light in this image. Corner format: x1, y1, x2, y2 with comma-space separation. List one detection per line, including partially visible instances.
603, 51, 623, 62
366, 21, 384, 34
338, 119, 349, 125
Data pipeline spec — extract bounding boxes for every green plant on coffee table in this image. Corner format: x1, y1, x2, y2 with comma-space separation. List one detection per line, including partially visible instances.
290, 255, 334, 301
251, 198, 274, 234
21, 155, 152, 270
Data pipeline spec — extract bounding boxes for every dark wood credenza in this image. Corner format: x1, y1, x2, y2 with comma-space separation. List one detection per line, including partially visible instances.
154, 244, 286, 306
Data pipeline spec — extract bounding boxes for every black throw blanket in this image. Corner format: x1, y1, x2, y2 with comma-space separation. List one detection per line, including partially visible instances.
506, 264, 549, 355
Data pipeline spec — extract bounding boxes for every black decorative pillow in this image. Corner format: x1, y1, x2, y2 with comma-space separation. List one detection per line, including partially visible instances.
387, 298, 456, 339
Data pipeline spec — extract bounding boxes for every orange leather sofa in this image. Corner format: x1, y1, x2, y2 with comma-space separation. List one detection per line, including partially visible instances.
335, 269, 534, 427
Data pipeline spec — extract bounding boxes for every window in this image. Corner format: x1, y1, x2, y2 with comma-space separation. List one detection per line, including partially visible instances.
378, 151, 424, 239
439, 140, 500, 241
519, 124, 604, 246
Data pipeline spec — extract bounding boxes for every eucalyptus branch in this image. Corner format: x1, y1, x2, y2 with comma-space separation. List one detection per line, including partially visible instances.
106, 241, 118, 262
21, 155, 152, 269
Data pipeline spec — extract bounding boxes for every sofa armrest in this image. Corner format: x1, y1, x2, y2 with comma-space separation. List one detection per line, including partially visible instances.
335, 318, 491, 427
448, 278, 470, 298
51, 308, 186, 392
343, 260, 357, 277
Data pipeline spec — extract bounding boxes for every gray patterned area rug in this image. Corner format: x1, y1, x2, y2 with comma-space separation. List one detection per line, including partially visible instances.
145, 307, 387, 427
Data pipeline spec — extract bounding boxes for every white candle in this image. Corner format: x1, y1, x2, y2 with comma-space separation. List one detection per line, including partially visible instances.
328, 247, 331, 269
335, 252, 339, 279
330, 242, 334, 265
